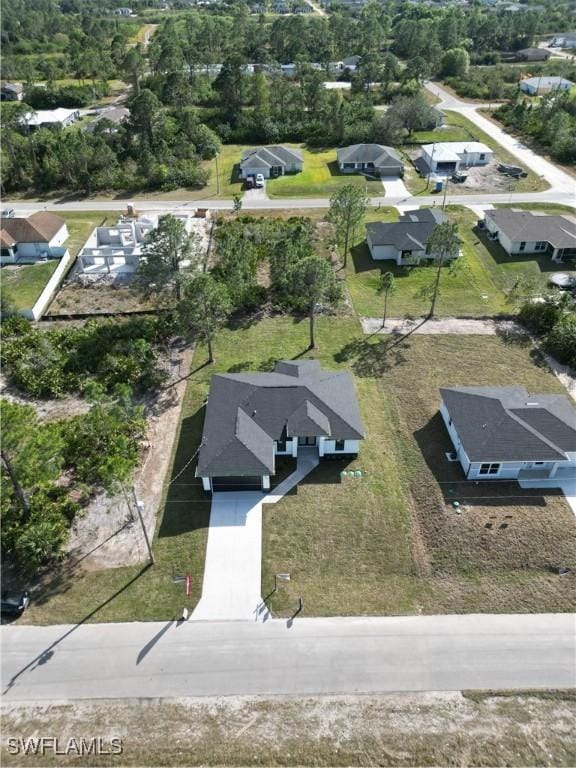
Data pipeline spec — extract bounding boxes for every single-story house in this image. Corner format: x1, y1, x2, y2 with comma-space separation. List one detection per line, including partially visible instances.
336, 144, 404, 177
239, 146, 303, 179
550, 34, 576, 49
366, 208, 460, 265
440, 386, 576, 486
484, 209, 576, 262
519, 76, 574, 95
85, 106, 130, 133
196, 359, 365, 493
22, 108, 80, 129
0, 213, 69, 264
420, 142, 493, 175
1, 83, 23, 102
515, 47, 551, 61
114, 7, 134, 15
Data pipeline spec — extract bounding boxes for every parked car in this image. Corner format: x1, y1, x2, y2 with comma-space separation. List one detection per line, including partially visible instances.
1, 590, 30, 618
255, 173, 265, 188
244, 175, 255, 190
1, 207, 15, 218
549, 273, 576, 292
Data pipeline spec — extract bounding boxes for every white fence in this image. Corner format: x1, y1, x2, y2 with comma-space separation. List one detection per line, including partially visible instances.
21, 251, 71, 320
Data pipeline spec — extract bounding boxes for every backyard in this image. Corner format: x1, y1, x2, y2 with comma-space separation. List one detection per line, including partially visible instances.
17, 316, 576, 624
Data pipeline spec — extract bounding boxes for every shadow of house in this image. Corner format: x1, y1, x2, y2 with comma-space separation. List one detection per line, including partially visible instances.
350, 241, 415, 279
413, 412, 555, 509
158, 408, 211, 539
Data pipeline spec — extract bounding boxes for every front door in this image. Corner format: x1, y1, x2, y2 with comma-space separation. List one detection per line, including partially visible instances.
298, 436, 317, 447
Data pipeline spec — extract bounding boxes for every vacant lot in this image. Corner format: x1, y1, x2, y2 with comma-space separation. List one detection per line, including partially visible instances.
263, 328, 576, 617
266, 146, 383, 198
3, 691, 575, 767
346, 206, 510, 318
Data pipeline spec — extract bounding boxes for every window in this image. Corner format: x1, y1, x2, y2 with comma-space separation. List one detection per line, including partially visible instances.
479, 153, 486, 161
276, 439, 286, 453
519, 242, 526, 251
535, 241, 547, 251
334, 439, 346, 451
479, 463, 500, 475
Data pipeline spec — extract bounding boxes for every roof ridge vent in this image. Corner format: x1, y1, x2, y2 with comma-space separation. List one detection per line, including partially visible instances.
526, 401, 540, 406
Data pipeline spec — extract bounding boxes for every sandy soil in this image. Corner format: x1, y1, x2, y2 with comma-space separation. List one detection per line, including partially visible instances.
2, 691, 575, 766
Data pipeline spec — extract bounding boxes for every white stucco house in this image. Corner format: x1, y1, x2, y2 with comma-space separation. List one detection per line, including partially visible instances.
519, 76, 574, 95
484, 209, 576, 262
22, 108, 80, 129
0, 213, 69, 264
366, 208, 460, 266
420, 142, 493, 175
239, 146, 303, 179
440, 387, 576, 488
196, 360, 365, 493
336, 144, 404, 177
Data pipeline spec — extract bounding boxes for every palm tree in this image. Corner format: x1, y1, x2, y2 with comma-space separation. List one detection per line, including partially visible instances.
377, 272, 395, 328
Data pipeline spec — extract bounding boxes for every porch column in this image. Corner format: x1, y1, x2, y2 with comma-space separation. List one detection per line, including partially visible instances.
291, 438, 298, 458
550, 463, 559, 478
201, 476, 211, 492
318, 437, 325, 457
262, 475, 270, 491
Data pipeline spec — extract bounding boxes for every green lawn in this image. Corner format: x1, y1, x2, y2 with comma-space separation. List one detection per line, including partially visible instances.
16, 316, 576, 623
346, 206, 510, 318
1, 260, 59, 311
267, 146, 384, 198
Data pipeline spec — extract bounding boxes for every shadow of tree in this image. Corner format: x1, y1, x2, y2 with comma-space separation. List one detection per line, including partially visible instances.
334, 336, 409, 377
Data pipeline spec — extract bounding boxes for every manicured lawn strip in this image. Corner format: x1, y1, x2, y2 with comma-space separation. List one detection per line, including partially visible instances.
494, 202, 576, 215
1, 261, 59, 311
266, 146, 383, 198
346, 206, 508, 318
264, 331, 576, 617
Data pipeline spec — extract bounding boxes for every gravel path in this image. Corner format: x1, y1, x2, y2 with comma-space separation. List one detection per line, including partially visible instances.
361, 316, 520, 335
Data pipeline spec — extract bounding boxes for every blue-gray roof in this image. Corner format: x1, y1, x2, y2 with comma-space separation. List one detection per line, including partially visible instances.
197, 360, 365, 477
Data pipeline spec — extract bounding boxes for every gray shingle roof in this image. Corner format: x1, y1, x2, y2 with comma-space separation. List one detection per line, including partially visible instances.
337, 144, 403, 169
197, 360, 365, 477
440, 386, 576, 462
366, 208, 447, 250
240, 146, 303, 170
485, 209, 576, 249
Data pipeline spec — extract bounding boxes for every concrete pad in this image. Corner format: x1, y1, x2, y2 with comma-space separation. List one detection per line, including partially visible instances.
382, 176, 410, 200
191, 492, 266, 622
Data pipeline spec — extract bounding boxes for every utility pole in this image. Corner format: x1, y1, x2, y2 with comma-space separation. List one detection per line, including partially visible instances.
130, 485, 155, 565
215, 152, 220, 196
426, 142, 436, 190
441, 175, 450, 210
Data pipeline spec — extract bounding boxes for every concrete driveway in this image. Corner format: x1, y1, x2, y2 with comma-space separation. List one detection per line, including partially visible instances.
382, 176, 410, 199
191, 492, 266, 622
243, 183, 269, 202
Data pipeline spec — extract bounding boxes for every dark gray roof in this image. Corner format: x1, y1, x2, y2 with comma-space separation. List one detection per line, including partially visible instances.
337, 144, 403, 169
240, 146, 303, 170
197, 360, 365, 477
440, 386, 576, 462
367, 208, 447, 250
485, 209, 576, 249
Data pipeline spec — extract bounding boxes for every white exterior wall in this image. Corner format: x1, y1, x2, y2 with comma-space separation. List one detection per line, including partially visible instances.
10, 224, 69, 262
201, 476, 212, 492
240, 165, 271, 179
460, 150, 492, 166
367, 234, 400, 262
320, 438, 360, 456
274, 438, 297, 456
440, 400, 471, 474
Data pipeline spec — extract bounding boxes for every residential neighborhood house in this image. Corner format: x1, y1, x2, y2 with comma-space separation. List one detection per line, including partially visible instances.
336, 144, 404, 177
440, 387, 576, 487
366, 209, 459, 265
0, 213, 69, 264
514, 47, 552, 61
484, 209, 576, 262
22, 108, 80, 129
420, 142, 493, 175
550, 34, 576, 49
1, 83, 23, 101
519, 76, 574, 95
239, 146, 303, 179
86, 106, 130, 133
196, 360, 365, 493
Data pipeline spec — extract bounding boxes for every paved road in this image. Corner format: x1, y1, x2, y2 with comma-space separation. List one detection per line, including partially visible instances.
1, 614, 574, 702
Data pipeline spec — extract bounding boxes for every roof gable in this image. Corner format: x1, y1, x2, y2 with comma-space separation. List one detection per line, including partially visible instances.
0, 212, 66, 244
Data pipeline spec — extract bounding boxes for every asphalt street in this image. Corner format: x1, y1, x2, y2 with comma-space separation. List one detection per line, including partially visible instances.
2, 614, 575, 702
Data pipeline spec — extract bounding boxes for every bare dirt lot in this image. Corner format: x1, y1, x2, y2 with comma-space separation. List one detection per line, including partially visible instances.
2, 691, 575, 767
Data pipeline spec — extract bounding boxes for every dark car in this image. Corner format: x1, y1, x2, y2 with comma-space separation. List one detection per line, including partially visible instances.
1, 590, 30, 618
244, 175, 255, 190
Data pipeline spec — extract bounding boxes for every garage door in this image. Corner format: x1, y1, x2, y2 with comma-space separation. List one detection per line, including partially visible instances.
211, 476, 263, 492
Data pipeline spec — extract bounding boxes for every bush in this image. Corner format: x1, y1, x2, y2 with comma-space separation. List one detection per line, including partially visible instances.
545, 313, 576, 369
519, 301, 563, 334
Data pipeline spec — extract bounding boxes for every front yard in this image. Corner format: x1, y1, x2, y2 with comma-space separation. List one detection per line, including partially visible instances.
346, 206, 510, 318
266, 146, 384, 198
15, 316, 576, 624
